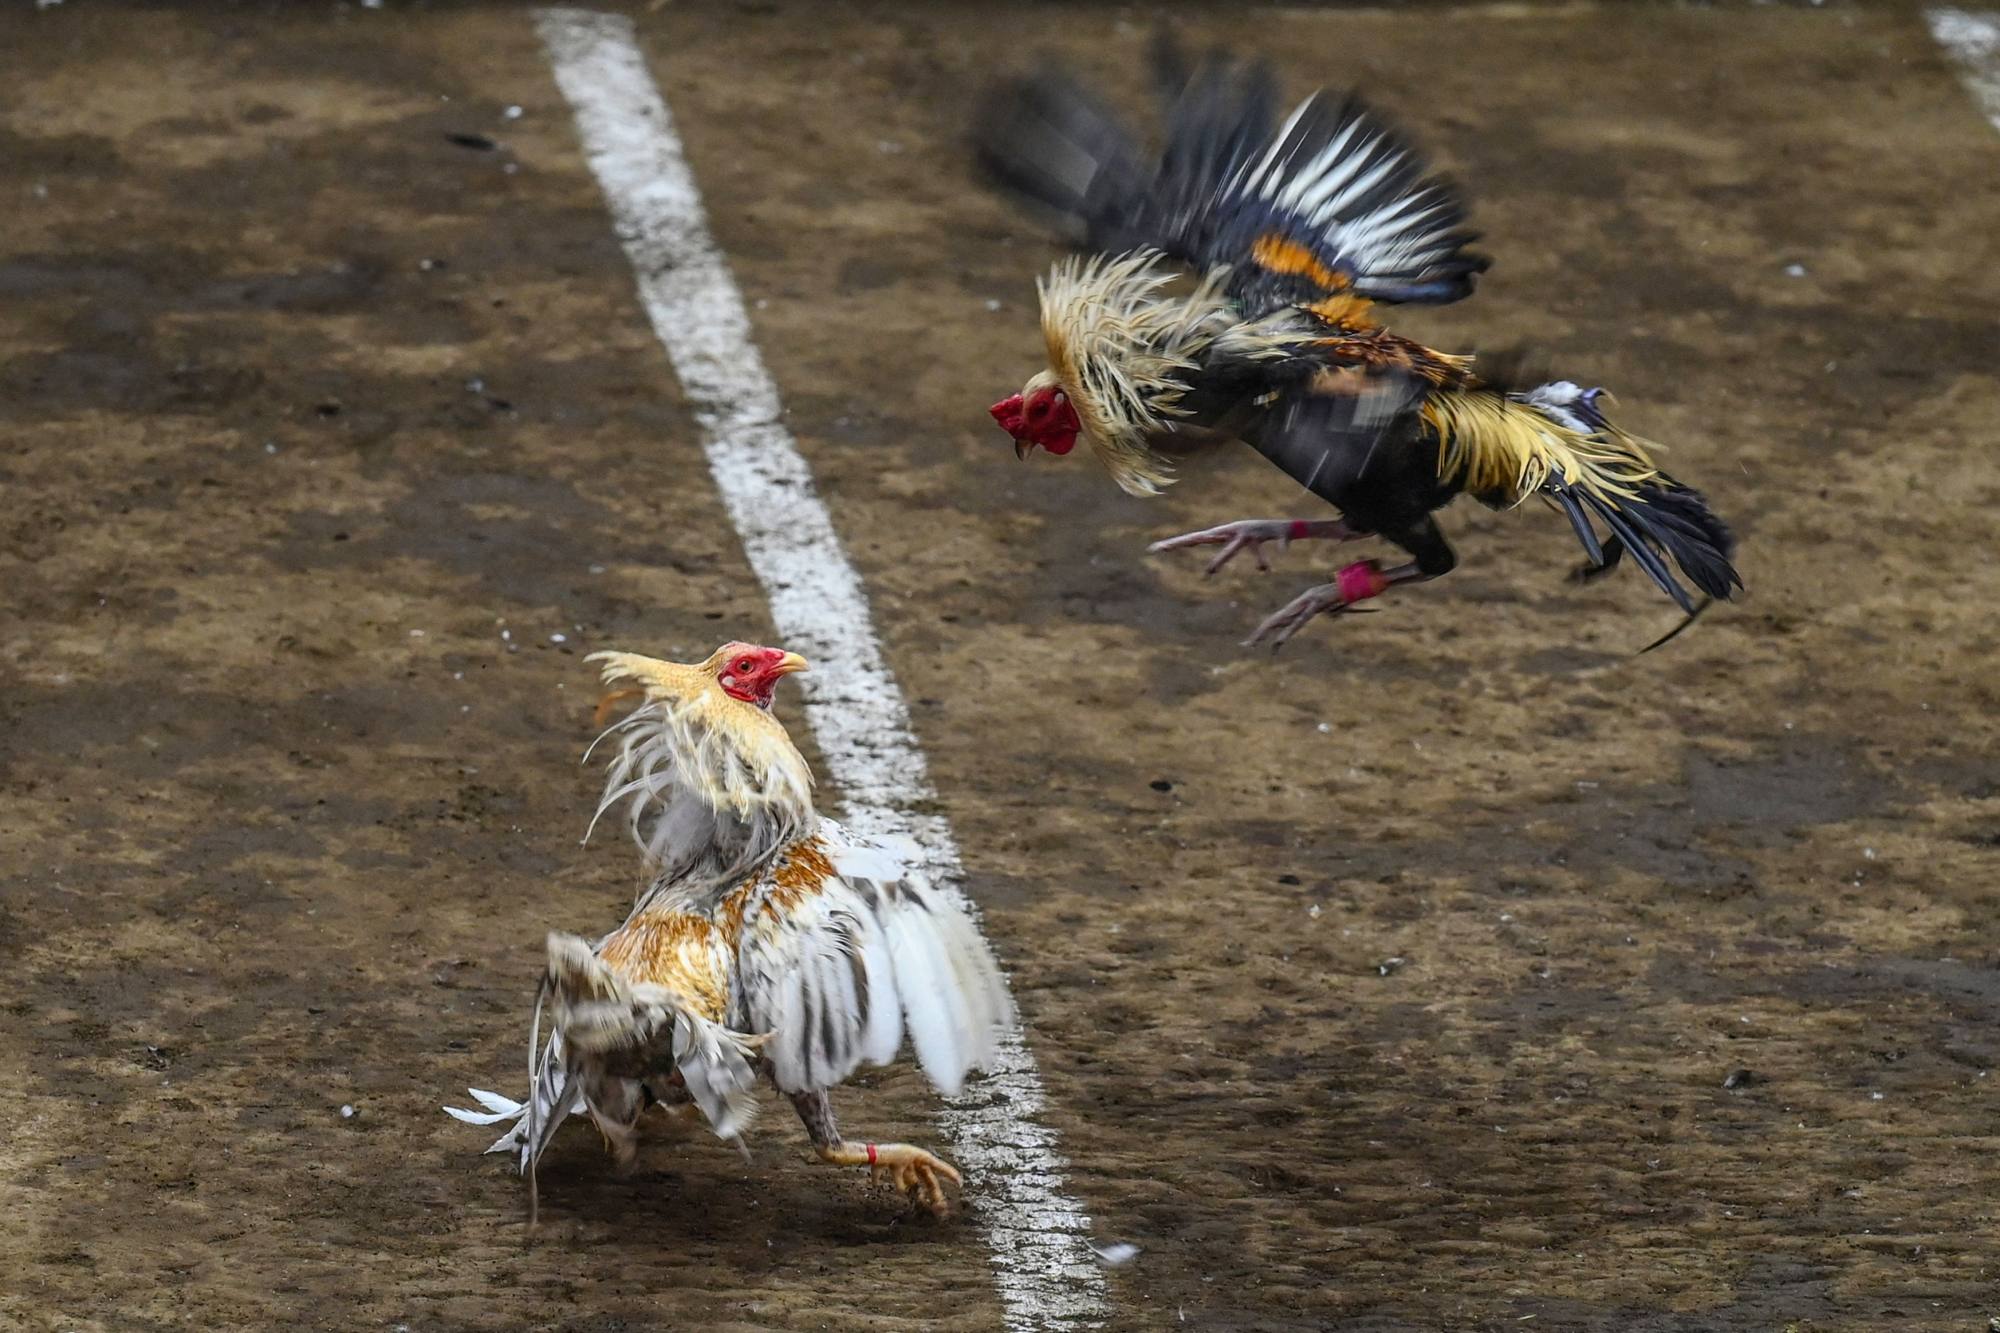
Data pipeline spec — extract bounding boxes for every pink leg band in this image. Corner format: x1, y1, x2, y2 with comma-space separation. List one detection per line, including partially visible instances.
1335, 561, 1391, 604
1287, 519, 1313, 540
865, 1143, 878, 1165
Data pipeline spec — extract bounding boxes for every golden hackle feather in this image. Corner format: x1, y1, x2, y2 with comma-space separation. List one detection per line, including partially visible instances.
1037, 249, 1312, 496
1424, 389, 1664, 509
584, 648, 815, 893
596, 911, 732, 1021
588, 648, 813, 820
593, 832, 840, 1022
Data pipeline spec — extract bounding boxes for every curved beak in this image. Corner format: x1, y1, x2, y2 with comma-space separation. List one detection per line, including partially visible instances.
772, 651, 809, 677
990, 393, 1032, 462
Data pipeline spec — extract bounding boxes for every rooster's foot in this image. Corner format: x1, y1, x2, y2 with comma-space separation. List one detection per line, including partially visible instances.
1245, 561, 1393, 649
1149, 518, 1358, 577
649, 1099, 704, 1133
598, 1118, 641, 1174
820, 1141, 961, 1216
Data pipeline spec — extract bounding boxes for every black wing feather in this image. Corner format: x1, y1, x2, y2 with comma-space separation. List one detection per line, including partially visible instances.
973, 71, 1152, 253
975, 42, 1490, 311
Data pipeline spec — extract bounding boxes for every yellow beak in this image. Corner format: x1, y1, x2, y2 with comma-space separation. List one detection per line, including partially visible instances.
772, 651, 809, 677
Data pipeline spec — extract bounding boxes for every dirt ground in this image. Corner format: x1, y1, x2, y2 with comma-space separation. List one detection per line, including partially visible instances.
4, 2, 1999, 1329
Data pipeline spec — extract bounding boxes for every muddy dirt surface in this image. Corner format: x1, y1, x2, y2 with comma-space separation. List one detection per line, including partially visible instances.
4, 3, 1999, 1330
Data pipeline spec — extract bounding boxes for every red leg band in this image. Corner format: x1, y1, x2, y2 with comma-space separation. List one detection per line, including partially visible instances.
1287, 519, 1312, 540
865, 1143, 877, 1165
1335, 561, 1391, 605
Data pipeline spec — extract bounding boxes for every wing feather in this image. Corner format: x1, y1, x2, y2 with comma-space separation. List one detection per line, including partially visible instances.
735, 821, 1014, 1097
976, 43, 1489, 313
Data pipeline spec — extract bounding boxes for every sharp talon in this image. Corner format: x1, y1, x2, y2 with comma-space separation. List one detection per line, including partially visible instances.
857, 1144, 960, 1215
1244, 579, 1367, 649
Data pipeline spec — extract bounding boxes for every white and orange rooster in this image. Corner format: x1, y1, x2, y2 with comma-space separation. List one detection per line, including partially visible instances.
446, 643, 1013, 1216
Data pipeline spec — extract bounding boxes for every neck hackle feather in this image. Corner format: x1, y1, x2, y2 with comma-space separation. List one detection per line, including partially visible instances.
582, 648, 815, 902
1038, 249, 1309, 497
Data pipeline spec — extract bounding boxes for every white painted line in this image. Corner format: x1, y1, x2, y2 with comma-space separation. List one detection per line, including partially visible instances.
534, 11, 1108, 1329
1930, 8, 2000, 131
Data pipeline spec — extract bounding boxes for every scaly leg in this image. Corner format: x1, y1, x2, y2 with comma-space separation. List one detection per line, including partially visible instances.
1149, 518, 1362, 577
1246, 517, 1460, 650
790, 1090, 961, 1216
584, 1077, 647, 1173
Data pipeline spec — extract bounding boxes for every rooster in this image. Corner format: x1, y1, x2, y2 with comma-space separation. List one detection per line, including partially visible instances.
979, 43, 1741, 647
446, 644, 1014, 1217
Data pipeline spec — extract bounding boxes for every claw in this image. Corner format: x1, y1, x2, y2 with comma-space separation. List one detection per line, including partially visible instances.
861, 1143, 961, 1217
1244, 583, 1354, 649
1149, 519, 1297, 578
1244, 561, 1393, 650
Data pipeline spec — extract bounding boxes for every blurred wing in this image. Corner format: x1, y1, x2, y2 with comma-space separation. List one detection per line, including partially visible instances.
1206, 91, 1489, 313
1243, 370, 1431, 507
733, 821, 1014, 1097
976, 44, 1488, 313
974, 69, 1155, 254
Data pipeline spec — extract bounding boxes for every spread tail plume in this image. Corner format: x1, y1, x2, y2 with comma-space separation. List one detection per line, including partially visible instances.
1428, 380, 1741, 613
445, 935, 765, 1224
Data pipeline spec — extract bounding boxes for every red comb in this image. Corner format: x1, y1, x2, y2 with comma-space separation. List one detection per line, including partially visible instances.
989, 393, 1026, 437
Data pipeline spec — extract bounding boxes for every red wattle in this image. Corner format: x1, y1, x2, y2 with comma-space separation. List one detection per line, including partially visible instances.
1335, 561, 1391, 605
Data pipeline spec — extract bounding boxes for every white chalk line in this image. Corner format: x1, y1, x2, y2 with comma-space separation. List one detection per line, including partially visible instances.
1929, 8, 2000, 132
534, 11, 1108, 1330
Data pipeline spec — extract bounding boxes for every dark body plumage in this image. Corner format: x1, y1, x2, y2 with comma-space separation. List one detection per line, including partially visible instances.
979, 40, 1741, 642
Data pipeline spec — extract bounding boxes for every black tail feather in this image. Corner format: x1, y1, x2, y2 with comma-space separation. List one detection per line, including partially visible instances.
1555, 488, 1606, 567
1629, 479, 1742, 599
1551, 473, 1741, 614
1580, 486, 1694, 613
1640, 598, 1713, 654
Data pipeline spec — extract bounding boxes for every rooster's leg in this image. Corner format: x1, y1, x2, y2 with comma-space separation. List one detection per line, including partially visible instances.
1245, 517, 1457, 649
586, 1078, 647, 1173
645, 1078, 705, 1132
790, 1090, 961, 1216
1149, 518, 1362, 576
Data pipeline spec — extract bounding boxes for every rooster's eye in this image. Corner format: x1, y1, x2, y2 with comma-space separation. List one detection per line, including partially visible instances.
736, 658, 756, 673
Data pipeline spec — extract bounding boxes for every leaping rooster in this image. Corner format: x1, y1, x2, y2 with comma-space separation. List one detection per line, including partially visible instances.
980, 42, 1741, 647
447, 644, 1013, 1217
